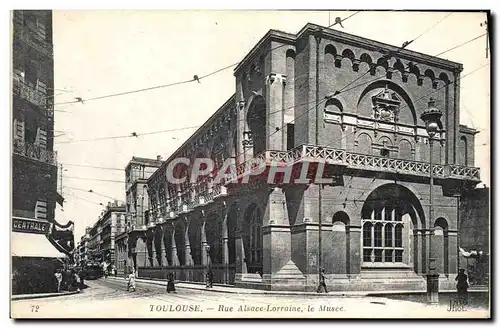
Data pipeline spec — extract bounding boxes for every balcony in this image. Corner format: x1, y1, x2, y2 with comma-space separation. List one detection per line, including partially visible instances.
15, 29, 53, 58
13, 139, 57, 166
12, 78, 48, 109
231, 145, 481, 182
150, 145, 479, 221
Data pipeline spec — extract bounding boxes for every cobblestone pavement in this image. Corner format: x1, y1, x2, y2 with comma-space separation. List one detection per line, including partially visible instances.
11, 278, 489, 319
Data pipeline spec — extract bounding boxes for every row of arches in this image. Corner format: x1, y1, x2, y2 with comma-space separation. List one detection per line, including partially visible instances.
324, 44, 451, 84
136, 183, 456, 282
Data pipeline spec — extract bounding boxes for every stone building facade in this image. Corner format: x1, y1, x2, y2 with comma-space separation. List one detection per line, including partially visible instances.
114, 156, 163, 275
136, 23, 481, 291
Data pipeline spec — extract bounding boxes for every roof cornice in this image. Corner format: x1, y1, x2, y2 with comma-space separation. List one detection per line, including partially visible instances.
297, 23, 463, 72
234, 29, 296, 75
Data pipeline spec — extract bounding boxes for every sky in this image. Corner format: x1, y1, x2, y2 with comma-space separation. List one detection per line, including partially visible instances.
50, 10, 490, 241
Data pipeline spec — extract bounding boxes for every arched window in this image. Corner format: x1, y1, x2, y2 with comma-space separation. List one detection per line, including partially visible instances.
245, 206, 263, 273
362, 202, 408, 264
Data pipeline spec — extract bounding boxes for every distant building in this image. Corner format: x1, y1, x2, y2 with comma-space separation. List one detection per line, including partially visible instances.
115, 156, 163, 275
85, 201, 125, 266
74, 229, 90, 266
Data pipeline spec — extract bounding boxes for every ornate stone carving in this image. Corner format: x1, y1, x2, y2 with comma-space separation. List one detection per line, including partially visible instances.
242, 131, 253, 148
372, 85, 402, 123
238, 100, 245, 111
265, 73, 287, 85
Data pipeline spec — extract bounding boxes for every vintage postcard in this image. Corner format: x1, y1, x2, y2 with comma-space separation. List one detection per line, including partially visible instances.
10, 9, 490, 319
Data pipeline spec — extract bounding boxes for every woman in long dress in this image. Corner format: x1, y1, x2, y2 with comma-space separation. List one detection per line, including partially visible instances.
166, 272, 176, 293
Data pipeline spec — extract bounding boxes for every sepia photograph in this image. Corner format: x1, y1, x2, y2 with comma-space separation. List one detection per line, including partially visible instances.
9, 8, 491, 319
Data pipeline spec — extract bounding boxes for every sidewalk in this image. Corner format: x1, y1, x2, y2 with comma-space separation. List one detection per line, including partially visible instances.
12, 290, 80, 301
109, 276, 489, 296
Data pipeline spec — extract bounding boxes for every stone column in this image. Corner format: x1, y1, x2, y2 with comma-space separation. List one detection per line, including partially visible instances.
222, 210, 229, 284
236, 99, 247, 164
160, 226, 168, 267
150, 232, 157, 267
265, 73, 286, 151
201, 213, 209, 266
184, 216, 194, 267
170, 223, 180, 266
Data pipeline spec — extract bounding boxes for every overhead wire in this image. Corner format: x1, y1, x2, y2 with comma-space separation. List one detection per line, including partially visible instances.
49, 12, 361, 109
53, 33, 489, 177
54, 15, 488, 196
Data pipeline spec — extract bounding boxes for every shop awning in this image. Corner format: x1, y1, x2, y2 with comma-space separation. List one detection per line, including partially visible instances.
11, 232, 66, 258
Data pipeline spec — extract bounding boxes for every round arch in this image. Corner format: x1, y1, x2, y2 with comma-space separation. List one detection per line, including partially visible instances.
246, 96, 266, 156
360, 183, 425, 267
357, 79, 417, 126
241, 203, 263, 274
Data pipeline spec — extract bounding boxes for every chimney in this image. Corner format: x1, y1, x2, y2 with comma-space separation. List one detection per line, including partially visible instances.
157, 155, 162, 161
107, 202, 111, 208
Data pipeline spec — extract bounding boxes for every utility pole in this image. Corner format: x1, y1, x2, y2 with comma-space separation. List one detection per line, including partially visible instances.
314, 27, 323, 290
59, 163, 64, 197
481, 20, 489, 58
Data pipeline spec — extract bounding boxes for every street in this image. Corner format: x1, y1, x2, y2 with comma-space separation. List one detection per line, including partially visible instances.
11, 278, 489, 319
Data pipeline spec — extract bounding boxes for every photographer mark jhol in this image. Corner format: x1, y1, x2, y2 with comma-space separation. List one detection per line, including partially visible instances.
149, 304, 202, 312
447, 298, 468, 312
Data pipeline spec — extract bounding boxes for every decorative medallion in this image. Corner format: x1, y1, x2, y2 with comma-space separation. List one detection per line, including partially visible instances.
372, 85, 402, 123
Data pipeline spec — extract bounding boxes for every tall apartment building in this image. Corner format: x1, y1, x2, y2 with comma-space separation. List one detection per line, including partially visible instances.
11, 10, 76, 294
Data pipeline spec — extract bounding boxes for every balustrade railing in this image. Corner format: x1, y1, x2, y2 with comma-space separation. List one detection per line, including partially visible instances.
149, 144, 480, 217
12, 78, 47, 108
16, 29, 53, 58
13, 139, 57, 166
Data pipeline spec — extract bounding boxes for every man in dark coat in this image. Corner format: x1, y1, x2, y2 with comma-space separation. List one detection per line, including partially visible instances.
455, 269, 469, 300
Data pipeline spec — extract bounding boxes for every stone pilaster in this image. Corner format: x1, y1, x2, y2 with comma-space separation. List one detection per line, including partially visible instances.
265, 73, 286, 151
447, 230, 458, 276
348, 226, 361, 277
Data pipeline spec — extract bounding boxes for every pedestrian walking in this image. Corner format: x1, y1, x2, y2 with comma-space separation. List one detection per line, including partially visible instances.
78, 268, 85, 288
166, 272, 176, 293
73, 270, 81, 292
206, 267, 213, 288
102, 261, 108, 279
127, 268, 136, 292
54, 269, 62, 293
455, 268, 469, 301
62, 269, 71, 291
316, 268, 328, 294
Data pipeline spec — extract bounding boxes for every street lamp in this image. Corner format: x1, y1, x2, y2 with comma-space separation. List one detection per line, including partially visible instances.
420, 97, 442, 305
